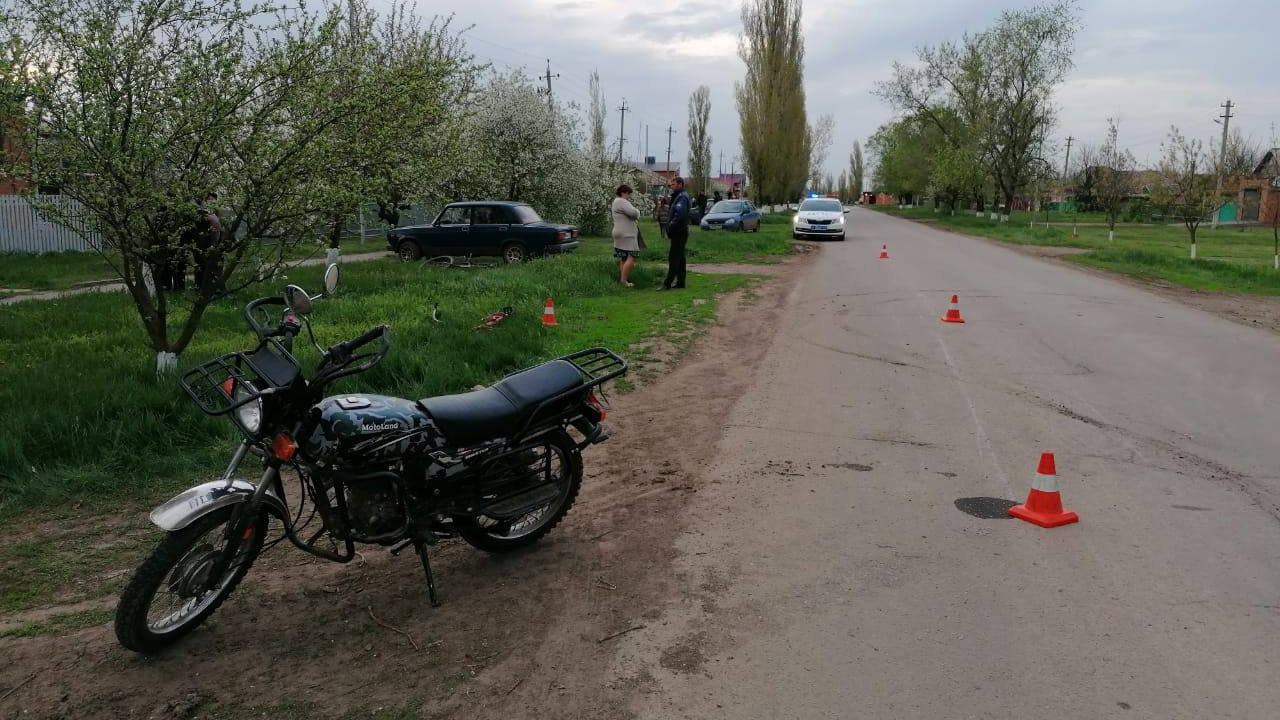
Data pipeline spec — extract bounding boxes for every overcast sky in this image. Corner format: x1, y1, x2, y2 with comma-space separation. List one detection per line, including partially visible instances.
400, 0, 1280, 181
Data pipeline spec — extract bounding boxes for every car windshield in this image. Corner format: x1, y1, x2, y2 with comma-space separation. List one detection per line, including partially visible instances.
711, 201, 746, 214
799, 199, 842, 213
512, 205, 542, 224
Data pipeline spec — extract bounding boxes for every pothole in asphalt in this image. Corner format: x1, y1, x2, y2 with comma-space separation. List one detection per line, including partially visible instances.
954, 497, 1018, 519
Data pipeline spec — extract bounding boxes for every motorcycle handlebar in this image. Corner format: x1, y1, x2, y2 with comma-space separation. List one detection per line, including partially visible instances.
243, 297, 287, 339
330, 325, 387, 359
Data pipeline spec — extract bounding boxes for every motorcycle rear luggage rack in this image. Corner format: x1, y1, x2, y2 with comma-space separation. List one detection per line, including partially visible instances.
180, 339, 300, 416
510, 347, 627, 439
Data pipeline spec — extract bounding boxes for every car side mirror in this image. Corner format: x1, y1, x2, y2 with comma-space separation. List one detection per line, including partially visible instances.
284, 284, 312, 315
844, 209, 850, 214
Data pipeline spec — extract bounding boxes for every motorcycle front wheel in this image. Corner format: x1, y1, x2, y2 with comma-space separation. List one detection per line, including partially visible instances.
115, 506, 266, 653
458, 431, 583, 553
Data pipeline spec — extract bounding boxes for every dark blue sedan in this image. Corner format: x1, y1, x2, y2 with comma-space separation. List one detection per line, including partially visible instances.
699, 200, 762, 232
388, 201, 579, 264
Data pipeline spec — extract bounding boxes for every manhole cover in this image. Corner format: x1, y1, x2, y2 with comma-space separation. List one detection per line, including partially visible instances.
954, 497, 1018, 519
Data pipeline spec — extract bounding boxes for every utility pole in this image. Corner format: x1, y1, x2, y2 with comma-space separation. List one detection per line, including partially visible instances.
719, 150, 724, 176
665, 123, 675, 173
616, 99, 628, 163
645, 125, 650, 162
537, 59, 559, 110
1063, 135, 1076, 236
1212, 99, 1234, 229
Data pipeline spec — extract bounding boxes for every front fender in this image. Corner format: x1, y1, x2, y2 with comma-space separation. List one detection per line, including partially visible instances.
149, 479, 286, 532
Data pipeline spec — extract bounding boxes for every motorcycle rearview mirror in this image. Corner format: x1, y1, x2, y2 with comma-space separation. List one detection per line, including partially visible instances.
284, 284, 312, 315
322, 263, 340, 297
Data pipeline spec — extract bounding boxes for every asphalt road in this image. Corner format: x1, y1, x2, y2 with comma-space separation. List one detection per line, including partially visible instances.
617, 208, 1280, 719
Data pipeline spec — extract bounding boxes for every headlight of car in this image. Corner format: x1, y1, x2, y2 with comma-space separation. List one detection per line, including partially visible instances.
232, 381, 264, 435
831, 216, 845, 226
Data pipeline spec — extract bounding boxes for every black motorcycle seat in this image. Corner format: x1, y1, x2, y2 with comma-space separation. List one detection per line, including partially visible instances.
419, 360, 584, 446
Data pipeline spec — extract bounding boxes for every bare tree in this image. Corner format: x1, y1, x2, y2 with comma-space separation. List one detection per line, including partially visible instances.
807, 113, 834, 190
1155, 126, 1217, 259
736, 0, 808, 203
1094, 118, 1136, 241
687, 85, 713, 196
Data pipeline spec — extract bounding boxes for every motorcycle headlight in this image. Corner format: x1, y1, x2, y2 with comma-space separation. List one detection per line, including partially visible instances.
232, 382, 264, 435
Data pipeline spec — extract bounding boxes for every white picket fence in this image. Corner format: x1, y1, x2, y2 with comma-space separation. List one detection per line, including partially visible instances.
0, 195, 100, 253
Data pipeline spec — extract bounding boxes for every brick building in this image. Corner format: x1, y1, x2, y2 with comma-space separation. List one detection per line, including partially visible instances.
1234, 148, 1280, 224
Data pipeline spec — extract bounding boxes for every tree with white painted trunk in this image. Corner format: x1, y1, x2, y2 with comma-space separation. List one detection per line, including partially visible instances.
1155, 126, 1216, 260
1093, 118, 1136, 243
4, 0, 384, 372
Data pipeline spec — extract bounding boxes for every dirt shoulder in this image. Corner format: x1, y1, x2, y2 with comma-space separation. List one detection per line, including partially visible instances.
0, 254, 809, 720
891, 213, 1280, 335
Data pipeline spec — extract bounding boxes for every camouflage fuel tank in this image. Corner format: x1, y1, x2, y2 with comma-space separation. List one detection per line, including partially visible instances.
305, 394, 442, 465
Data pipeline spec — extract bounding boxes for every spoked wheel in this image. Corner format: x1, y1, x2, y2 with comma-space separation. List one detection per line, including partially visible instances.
459, 431, 582, 553
115, 507, 266, 653
397, 240, 422, 262
502, 243, 528, 265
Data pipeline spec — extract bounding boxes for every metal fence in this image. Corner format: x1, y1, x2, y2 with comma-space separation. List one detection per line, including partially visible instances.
0, 195, 99, 253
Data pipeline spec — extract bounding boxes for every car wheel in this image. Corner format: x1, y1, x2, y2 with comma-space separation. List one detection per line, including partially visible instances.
397, 240, 422, 262
502, 242, 528, 264
837, 233, 846, 242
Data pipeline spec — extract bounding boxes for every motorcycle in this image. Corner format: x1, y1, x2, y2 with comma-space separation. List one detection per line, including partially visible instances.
114, 265, 626, 653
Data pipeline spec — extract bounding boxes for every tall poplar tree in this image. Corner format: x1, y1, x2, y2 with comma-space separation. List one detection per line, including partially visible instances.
736, 0, 808, 203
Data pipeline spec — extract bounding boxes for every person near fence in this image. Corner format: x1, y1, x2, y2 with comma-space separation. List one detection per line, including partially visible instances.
611, 184, 642, 288
660, 176, 690, 291
192, 192, 224, 293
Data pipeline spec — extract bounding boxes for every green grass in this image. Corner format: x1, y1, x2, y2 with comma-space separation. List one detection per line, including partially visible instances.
0, 246, 752, 520
0, 251, 118, 291
632, 211, 795, 264
1, 608, 112, 638
0, 237, 375, 295
872, 205, 1280, 294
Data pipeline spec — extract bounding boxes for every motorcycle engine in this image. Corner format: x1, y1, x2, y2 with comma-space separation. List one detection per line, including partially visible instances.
343, 475, 405, 540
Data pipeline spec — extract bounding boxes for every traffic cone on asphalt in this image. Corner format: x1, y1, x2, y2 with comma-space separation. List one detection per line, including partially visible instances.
1009, 452, 1079, 528
941, 295, 966, 323
542, 297, 559, 327
878, 244, 890, 259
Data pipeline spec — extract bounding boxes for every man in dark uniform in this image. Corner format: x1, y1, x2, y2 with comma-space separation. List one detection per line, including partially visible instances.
661, 176, 690, 290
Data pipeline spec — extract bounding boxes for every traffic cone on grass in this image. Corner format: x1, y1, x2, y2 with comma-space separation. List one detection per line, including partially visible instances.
1009, 452, 1079, 528
542, 297, 559, 327
878, 244, 890, 259
941, 295, 965, 323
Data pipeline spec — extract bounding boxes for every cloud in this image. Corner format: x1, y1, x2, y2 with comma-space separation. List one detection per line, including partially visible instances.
376, 0, 1280, 178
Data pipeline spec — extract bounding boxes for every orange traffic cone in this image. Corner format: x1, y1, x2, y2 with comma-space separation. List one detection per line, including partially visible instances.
541, 297, 559, 327
941, 295, 965, 323
878, 244, 889, 259
1009, 452, 1079, 528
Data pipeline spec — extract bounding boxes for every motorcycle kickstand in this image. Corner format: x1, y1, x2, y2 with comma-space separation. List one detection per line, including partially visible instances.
411, 536, 441, 608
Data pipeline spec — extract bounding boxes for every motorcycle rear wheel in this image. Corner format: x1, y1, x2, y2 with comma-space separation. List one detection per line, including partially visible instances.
458, 431, 582, 553
115, 506, 266, 653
